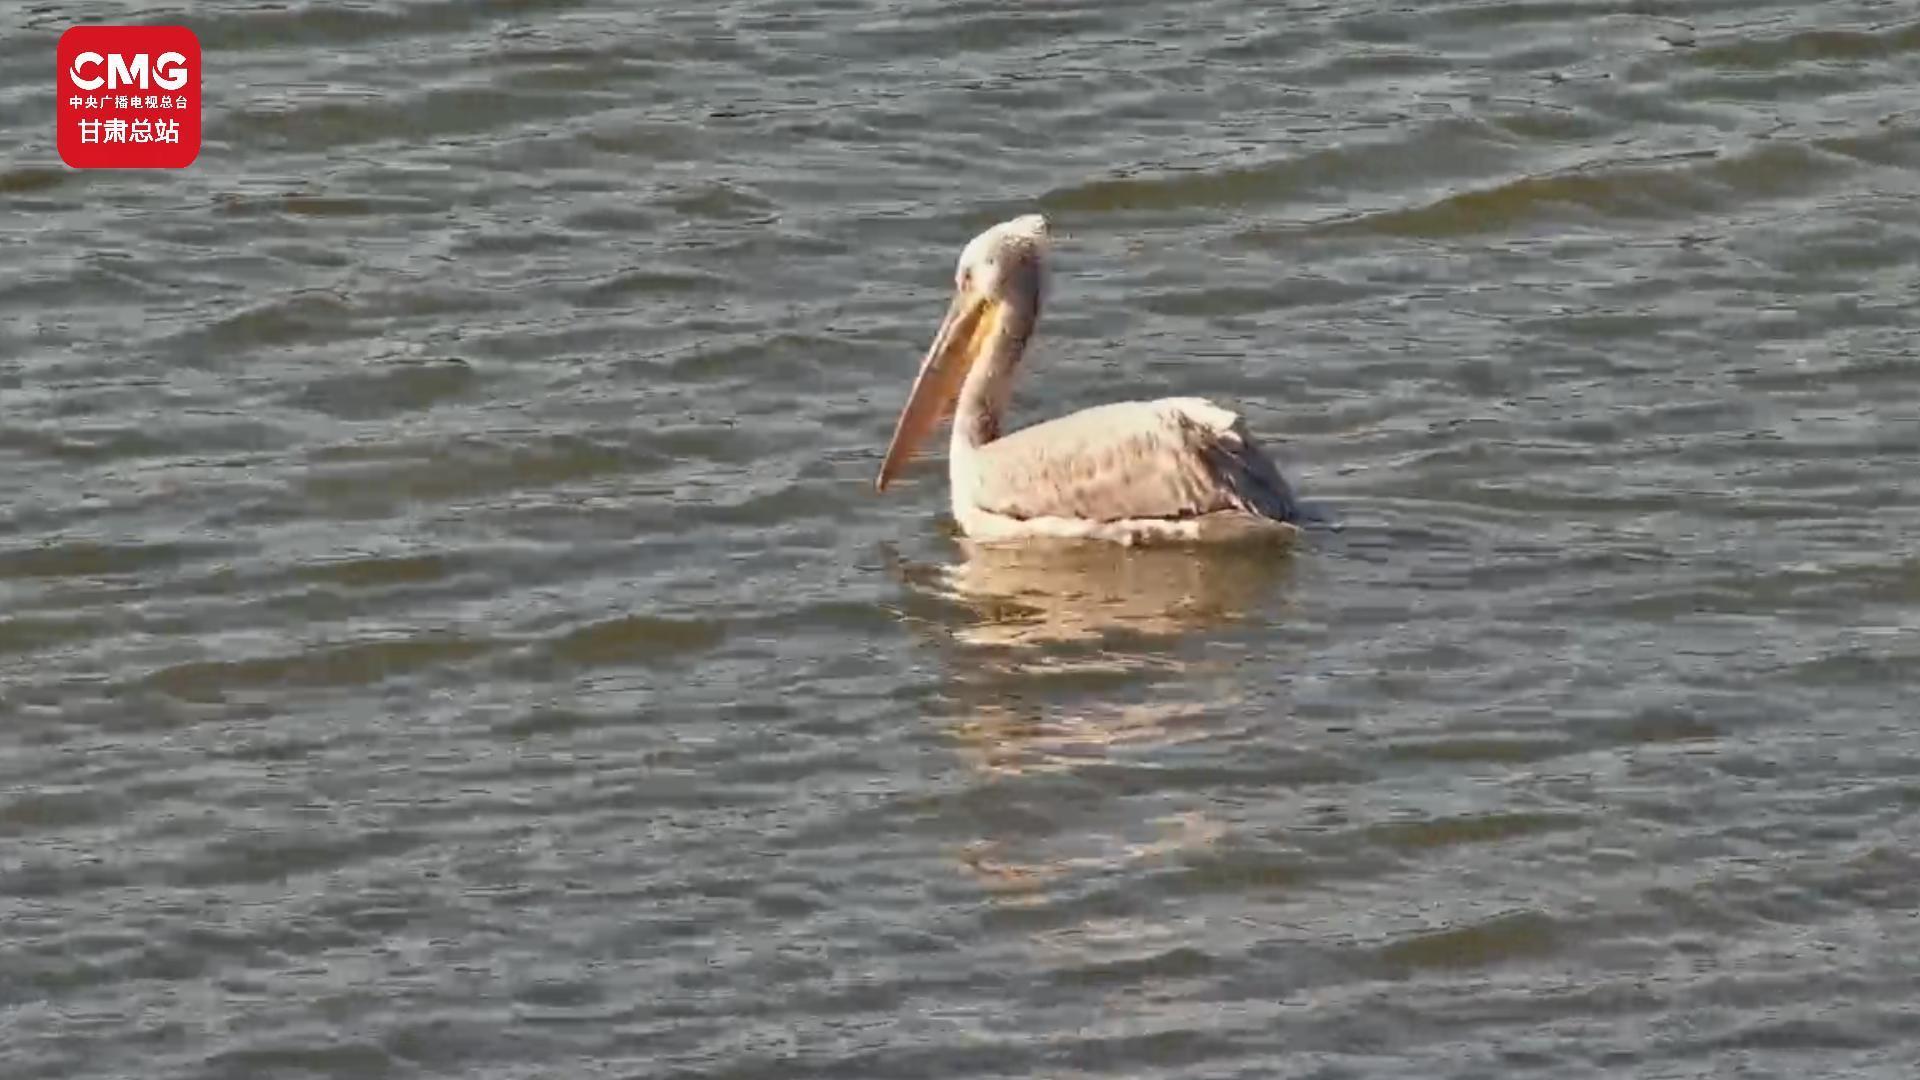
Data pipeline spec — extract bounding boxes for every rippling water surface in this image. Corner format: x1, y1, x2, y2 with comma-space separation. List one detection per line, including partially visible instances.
4, 1, 1919, 1076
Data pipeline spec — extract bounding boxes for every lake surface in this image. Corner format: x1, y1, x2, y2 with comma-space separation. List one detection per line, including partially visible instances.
3, 1, 1918, 1077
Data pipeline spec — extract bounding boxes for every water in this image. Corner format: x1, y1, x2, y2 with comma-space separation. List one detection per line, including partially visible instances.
4, 1, 1918, 1076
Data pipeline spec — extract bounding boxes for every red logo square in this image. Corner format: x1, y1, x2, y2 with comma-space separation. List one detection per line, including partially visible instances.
56, 25, 201, 169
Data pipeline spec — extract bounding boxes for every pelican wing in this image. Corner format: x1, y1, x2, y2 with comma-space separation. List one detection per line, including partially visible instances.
968, 398, 1296, 523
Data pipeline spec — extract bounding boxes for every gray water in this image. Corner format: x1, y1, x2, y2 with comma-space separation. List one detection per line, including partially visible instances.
4, 1, 1919, 1077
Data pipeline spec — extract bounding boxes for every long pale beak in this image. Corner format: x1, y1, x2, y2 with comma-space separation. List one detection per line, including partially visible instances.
875, 287, 991, 492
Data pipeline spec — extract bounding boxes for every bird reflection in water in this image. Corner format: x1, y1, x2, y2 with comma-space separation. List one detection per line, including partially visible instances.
929, 536, 1298, 651
884, 537, 1297, 897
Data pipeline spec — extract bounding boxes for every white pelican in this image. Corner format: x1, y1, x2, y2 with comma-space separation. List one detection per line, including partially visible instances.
875, 213, 1302, 545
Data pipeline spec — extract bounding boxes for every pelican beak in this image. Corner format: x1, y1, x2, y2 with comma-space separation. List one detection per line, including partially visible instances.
875, 284, 993, 492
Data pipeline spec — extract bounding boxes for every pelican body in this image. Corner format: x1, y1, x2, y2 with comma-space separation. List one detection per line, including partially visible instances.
876, 214, 1301, 545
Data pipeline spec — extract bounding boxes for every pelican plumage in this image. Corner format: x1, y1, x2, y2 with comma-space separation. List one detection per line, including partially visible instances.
875, 213, 1302, 545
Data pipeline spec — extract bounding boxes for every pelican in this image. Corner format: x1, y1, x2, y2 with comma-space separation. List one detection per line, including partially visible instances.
875, 213, 1302, 545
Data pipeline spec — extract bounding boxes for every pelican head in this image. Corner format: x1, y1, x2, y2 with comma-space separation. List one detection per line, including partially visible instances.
876, 213, 1052, 492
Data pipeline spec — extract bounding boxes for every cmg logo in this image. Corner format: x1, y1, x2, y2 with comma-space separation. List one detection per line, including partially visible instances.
57, 25, 201, 169
67, 50, 192, 92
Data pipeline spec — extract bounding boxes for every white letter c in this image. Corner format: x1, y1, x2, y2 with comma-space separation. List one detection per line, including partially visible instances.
70, 51, 104, 91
